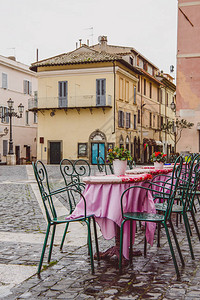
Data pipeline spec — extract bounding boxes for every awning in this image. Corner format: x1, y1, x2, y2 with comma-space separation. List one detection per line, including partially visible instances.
143, 138, 157, 146
156, 141, 163, 146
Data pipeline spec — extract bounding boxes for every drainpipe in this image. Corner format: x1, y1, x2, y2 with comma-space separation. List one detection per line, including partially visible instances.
112, 61, 116, 134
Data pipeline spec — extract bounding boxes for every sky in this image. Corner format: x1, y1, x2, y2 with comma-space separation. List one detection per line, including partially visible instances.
0, 0, 177, 75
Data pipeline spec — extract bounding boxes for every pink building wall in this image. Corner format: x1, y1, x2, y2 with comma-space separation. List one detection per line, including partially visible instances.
176, 0, 200, 153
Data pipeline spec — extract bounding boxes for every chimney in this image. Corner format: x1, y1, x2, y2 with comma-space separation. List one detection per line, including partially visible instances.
87, 39, 89, 46
100, 36, 107, 52
8, 56, 16, 61
76, 42, 78, 49
79, 39, 82, 47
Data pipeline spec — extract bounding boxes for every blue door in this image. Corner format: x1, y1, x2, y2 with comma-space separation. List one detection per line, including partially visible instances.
92, 143, 105, 164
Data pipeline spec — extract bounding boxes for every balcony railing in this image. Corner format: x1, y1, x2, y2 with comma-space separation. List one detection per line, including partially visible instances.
28, 95, 112, 110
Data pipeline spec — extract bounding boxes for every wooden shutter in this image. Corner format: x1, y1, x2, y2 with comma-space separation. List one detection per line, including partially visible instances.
118, 111, 121, 127
3, 140, 8, 156
134, 86, 136, 104
29, 82, 32, 95
58, 81, 68, 107
2, 73, 8, 89
122, 111, 124, 127
96, 79, 106, 106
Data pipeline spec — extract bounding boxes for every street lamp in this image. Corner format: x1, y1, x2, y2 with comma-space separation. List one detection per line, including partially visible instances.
0, 98, 24, 155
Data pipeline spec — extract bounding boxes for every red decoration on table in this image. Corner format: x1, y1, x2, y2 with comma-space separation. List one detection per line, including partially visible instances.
119, 173, 152, 183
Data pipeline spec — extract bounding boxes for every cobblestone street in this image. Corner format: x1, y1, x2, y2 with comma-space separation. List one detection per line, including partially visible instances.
1, 165, 200, 299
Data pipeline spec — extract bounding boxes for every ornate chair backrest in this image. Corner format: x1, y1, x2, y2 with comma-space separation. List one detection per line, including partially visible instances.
97, 156, 114, 175
183, 154, 200, 212
163, 155, 183, 221
32, 160, 57, 223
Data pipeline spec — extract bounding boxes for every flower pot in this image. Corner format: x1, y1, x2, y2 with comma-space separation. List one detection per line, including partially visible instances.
154, 162, 164, 170
113, 159, 127, 176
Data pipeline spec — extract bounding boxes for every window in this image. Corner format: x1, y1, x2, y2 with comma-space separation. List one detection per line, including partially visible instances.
3, 140, 8, 156
23, 80, 32, 95
153, 114, 155, 128
2, 73, 8, 89
138, 109, 140, 124
34, 112, 37, 123
125, 81, 129, 102
134, 114, 137, 130
133, 86, 136, 104
125, 112, 131, 128
78, 143, 88, 156
149, 112, 152, 127
157, 87, 160, 102
118, 110, 124, 128
25, 111, 29, 125
149, 82, 152, 98
161, 116, 164, 127
160, 89, 163, 103
96, 79, 106, 106
129, 57, 133, 65
157, 115, 160, 128
119, 77, 123, 100
58, 81, 68, 107
1, 107, 9, 123
144, 79, 146, 95
138, 76, 140, 93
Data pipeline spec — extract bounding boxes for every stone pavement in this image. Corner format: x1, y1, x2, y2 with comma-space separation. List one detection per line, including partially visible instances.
0, 165, 200, 299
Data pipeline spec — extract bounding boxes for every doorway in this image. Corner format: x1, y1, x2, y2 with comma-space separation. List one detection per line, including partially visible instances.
91, 143, 105, 164
26, 146, 31, 162
50, 142, 61, 164
15, 146, 20, 165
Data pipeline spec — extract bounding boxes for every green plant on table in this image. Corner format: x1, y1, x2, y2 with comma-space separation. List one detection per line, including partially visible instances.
107, 147, 132, 163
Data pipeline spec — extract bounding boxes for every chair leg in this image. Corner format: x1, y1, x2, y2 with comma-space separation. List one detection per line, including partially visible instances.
119, 220, 126, 273
183, 213, 195, 260
190, 209, 200, 241
48, 224, 56, 263
164, 223, 180, 280
157, 223, 161, 247
144, 222, 147, 257
129, 220, 133, 265
168, 219, 185, 267
92, 216, 100, 261
38, 223, 51, 275
60, 222, 69, 251
86, 218, 94, 274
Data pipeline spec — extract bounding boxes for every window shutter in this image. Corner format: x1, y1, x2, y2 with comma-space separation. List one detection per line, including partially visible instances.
29, 82, 32, 95
23, 80, 27, 94
122, 111, 124, 127
5, 108, 9, 123
134, 86, 136, 104
2, 73, 8, 89
118, 111, 121, 127
3, 140, 8, 156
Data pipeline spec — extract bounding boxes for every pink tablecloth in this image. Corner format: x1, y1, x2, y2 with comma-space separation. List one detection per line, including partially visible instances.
68, 180, 156, 259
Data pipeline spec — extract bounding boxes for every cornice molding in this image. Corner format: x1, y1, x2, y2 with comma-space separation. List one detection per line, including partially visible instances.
0, 59, 37, 77
37, 67, 114, 78
179, 1, 200, 7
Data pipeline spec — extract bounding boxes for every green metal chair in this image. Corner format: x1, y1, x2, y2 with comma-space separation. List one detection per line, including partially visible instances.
96, 156, 114, 175
155, 154, 200, 260
33, 160, 99, 276
119, 156, 184, 279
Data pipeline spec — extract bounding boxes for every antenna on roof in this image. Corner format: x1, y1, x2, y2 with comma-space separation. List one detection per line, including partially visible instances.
85, 26, 94, 45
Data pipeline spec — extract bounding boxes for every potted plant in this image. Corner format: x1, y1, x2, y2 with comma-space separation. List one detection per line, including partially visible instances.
107, 147, 132, 175
150, 151, 167, 169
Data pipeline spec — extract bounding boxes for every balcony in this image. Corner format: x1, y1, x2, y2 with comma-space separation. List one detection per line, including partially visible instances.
28, 95, 112, 110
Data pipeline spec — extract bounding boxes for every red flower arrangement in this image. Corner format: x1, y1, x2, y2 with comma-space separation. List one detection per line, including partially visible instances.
150, 152, 167, 163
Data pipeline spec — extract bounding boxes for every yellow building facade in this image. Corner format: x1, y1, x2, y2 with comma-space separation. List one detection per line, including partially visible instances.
30, 46, 140, 164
